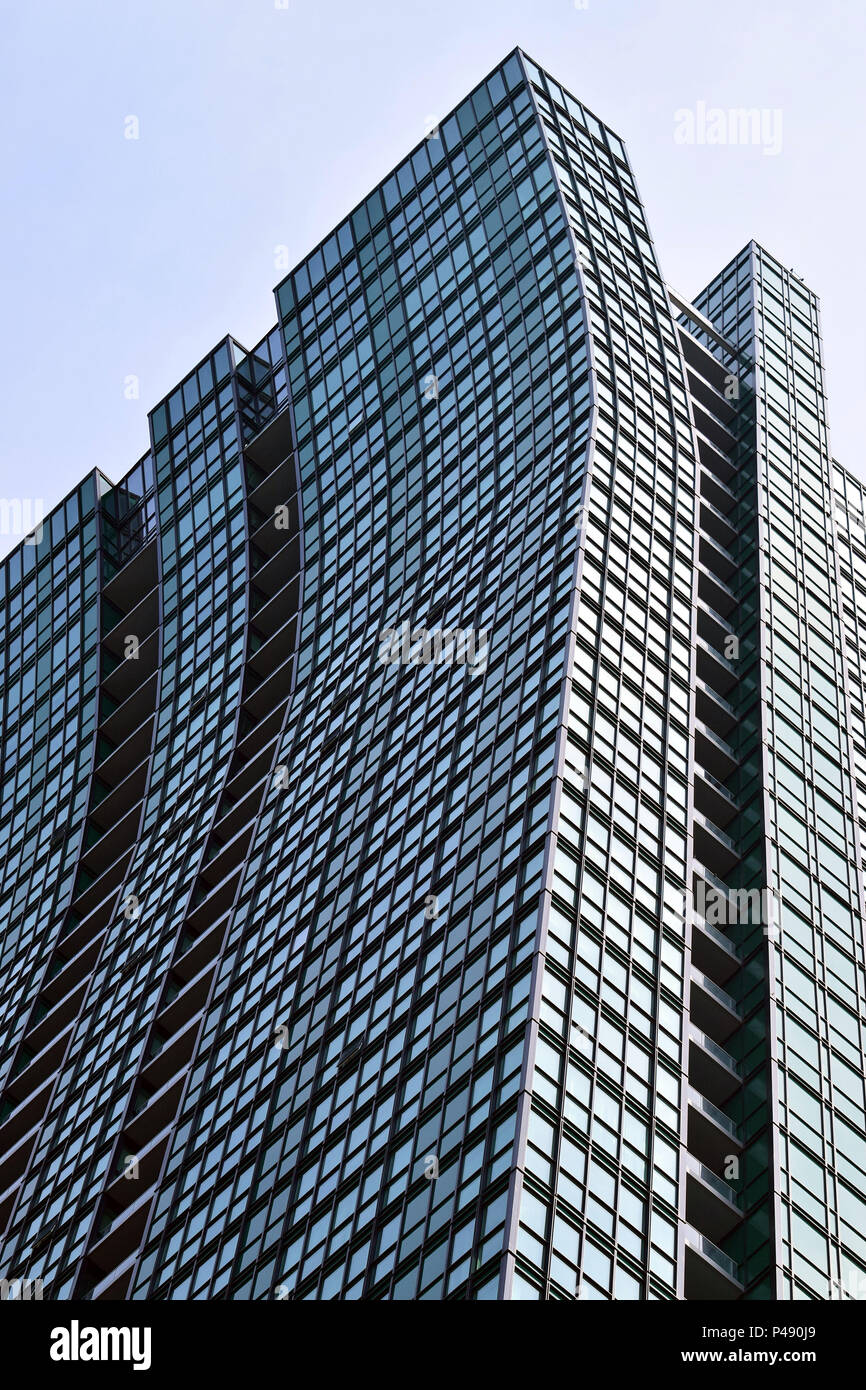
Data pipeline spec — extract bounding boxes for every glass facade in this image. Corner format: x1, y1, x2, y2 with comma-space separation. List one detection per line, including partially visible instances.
0, 49, 861, 1303
692, 247, 866, 1299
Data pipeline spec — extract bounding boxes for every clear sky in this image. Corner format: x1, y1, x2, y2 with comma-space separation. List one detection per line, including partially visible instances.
1, 0, 862, 555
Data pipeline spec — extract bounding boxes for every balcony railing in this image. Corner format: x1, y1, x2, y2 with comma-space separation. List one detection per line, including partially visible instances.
684, 1222, 742, 1285
688, 1085, 740, 1141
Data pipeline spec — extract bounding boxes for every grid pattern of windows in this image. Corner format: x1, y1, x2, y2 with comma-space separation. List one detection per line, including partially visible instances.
1, 49, 861, 1305
754, 251, 866, 1302
125, 50, 594, 1303
694, 244, 866, 1300
505, 55, 699, 1303
684, 253, 775, 1297
0, 340, 252, 1297
0, 479, 104, 1254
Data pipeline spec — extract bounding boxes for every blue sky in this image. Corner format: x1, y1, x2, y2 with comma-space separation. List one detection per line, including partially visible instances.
1, 0, 862, 554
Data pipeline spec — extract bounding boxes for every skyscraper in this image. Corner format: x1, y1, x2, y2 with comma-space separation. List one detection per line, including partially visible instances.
1, 47, 863, 1304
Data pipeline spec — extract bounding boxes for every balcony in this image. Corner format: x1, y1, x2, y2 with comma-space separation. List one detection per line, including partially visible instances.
251, 538, 301, 600
699, 464, 739, 516
695, 765, 738, 820
124, 1070, 187, 1150
677, 320, 731, 381
243, 401, 294, 472
691, 914, 741, 985
156, 964, 213, 1035
250, 509, 296, 563
251, 579, 299, 642
96, 720, 153, 792
691, 401, 737, 458
181, 877, 235, 936
687, 1086, 742, 1172
82, 1251, 137, 1302
697, 598, 738, 653
243, 653, 295, 721
71, 848, 130, 921
55, 897, 113, 960
102, 587, 159, 651
23, 977, 88, 1057
103, 1128, 171, 1212
0, 1128, 37, 1209
99, 673, 158, 750
686, 367, 738, 432
139, 1014, 201, 1094
245, 451, 295, 516
0, 1074, 55, 1151
101, 635, 159, 714
40, 935, 103, 1007
695, 679, 737, 739
695, 721, 738, 780
695, 429, 739, 487
88, 761, 149, 836
4, 1025, 72, 1102
101, 535, 158, 612
693, 810, 740, 878
688, 1024, 740, 1106
684, 1222, 743, 1299
248, 616, 296, 684
698, 532, 737, 585
685, 1155, 742, 1246
244, 698, 286, 748
86, 1185, 154, 1277
212, 780, 261, 847
696, 637, 739, 697
700, 496, 738, 549
79, 803, 142, 878
173, 912, 230, 984
690, 966, 741, 1043
697, 561, 738, 618
199, 822, 252, 889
